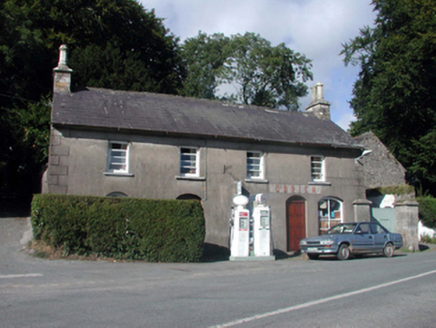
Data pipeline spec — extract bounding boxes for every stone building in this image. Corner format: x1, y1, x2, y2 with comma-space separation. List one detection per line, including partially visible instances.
354, 131, 406, 190
44, 45, 369, 254
354, 132, 418, 251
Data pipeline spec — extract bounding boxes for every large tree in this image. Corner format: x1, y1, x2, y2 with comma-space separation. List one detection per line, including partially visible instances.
181, 32, 312, 111
0, 0, 184, 201
341, 0, 436, 194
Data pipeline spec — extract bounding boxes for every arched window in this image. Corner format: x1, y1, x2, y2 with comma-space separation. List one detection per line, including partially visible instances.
176, 194, 201, 201
106, 192, 128, 198
318, 197, 342, 234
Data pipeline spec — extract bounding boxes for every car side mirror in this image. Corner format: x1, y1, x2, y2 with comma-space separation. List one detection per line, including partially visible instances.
355, 230, 362, 234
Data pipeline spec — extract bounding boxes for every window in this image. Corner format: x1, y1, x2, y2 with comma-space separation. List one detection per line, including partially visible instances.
107, 142, 129, 173
180, 147, 199, 177
247, 151, 264, 179
370, 223, 388, 234
318, 198, 342, 234
356, 223, 370, 234
311, 155, 325, 181
106, 192, 128, 197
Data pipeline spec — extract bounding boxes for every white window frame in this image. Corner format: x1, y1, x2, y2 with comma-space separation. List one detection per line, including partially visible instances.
247, 151, 264, 179
318, 198, 342, 234
107, 141, 129, 174
311, 155, 325, 182
180, 147, 200, 177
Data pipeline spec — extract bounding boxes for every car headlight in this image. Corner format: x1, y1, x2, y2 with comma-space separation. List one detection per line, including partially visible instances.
320, 239, 335, 245
300, 240, 307, 246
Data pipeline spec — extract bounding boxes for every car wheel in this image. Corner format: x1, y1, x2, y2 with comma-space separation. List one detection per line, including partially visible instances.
337, 244, 350, 260
307, 253, 319, 260
383, 243, 395, 258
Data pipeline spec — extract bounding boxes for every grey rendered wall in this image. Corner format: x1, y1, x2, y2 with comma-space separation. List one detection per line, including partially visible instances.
47, 127, 365, 252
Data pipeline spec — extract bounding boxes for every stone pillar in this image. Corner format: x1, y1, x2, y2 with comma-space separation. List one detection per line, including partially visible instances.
353, 199, 372, 222
395, 201, 419, 251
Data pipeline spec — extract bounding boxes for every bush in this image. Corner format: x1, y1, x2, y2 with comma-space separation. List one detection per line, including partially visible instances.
418, 196, 436, 229
420, 234, 436, 244
31, 194, 205, 262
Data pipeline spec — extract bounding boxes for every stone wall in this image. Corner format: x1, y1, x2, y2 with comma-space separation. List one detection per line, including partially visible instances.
354, 132, 406, 189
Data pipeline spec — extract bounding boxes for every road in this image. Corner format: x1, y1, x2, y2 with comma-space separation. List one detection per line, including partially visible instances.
1, 217, 436, 327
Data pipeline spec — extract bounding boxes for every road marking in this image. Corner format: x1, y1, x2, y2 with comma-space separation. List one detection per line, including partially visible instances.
0, 273, 43, 279
212, 270, 436, 328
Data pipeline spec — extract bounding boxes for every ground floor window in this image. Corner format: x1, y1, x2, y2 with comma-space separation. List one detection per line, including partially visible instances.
319, 198, 342, 234
176, 194, 201, 201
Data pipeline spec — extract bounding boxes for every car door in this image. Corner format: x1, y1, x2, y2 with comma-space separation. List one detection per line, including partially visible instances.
352, 223, 374, 252
370, 222, 389, 252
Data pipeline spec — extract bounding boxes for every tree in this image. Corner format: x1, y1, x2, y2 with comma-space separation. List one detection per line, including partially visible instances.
181, 32, 312, 111
0, 0, 184, 200
180, 32, 230, 100
341, 0, 436, 195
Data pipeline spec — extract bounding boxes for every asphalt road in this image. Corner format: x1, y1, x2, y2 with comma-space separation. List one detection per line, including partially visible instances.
1, 217, 436, 327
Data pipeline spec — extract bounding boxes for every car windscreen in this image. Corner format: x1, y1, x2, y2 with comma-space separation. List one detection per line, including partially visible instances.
327, 223, 356, 234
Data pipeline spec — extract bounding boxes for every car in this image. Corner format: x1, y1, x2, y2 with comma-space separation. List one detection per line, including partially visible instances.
299, 221, 403, 260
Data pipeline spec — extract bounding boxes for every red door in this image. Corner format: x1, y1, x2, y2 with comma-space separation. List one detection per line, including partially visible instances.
287, 198, 306, 252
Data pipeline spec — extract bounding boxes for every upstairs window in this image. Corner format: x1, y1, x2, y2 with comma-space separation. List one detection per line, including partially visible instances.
247, 151, 264, 179
107, 142, 129, 173
180, 147, 199, 177
311, 155, 325, 181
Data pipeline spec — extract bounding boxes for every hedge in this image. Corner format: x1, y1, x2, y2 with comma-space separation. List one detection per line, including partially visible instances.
418, 196, 436, 229
31, 194, 205, 262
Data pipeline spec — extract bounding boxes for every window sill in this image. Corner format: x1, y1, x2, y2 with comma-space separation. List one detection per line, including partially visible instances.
104, 172, 135, 177
308, 181, 331, 186
176, 175, 206, 181
245, 178, 269, 184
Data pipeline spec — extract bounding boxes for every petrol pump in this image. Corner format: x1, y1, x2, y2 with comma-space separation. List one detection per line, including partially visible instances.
230, 194, 250, 258
253, 193, 272, 257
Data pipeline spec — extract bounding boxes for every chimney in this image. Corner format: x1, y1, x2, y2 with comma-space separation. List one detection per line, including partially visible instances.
53, 44, 73, 94
305, 82, 331, 120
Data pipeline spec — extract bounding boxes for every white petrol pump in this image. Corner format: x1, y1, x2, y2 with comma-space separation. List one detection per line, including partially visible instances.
253, 193, 272, 257
230, 194, 250, 258
230, 191, 274, 260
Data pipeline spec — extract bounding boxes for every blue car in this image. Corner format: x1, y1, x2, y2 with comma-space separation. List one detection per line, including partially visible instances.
300, 222, 403, 260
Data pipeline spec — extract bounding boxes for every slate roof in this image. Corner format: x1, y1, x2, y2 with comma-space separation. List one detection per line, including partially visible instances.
52, 87, 361, 149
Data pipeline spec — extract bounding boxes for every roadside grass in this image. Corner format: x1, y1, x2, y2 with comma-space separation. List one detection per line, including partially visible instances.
27, 240, 142, 262
420, 235, 436, 244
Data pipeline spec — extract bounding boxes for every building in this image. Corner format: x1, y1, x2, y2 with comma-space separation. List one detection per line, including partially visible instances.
44, 45, 368, 254
354, 131, 406, 191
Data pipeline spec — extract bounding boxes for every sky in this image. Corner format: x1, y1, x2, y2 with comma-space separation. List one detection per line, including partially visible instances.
139, 0, 377, 131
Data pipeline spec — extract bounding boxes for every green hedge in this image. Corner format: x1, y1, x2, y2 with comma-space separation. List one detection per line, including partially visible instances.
418, 196, 436, 229
31, 194, 205, 262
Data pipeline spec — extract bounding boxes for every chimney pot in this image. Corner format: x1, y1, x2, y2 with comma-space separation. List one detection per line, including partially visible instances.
53, 44, 72, 94
306, 82, 331, 121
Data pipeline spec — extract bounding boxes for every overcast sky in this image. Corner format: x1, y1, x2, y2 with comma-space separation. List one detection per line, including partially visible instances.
139, 0, 377, 131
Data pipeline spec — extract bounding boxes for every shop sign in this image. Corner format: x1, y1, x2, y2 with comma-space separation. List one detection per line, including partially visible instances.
269, 184, 321, 194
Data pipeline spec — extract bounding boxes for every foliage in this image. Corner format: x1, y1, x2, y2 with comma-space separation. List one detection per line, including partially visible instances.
375, 184, 415, 196
341, 0, 436, 195
180, 32, 230, 100
420, 234, 436, 244
31, 194, 205, 262
0, 0, 184, 197
181, 32, 312, 111
0, 96, 51, 195
417, 196, 436, 229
